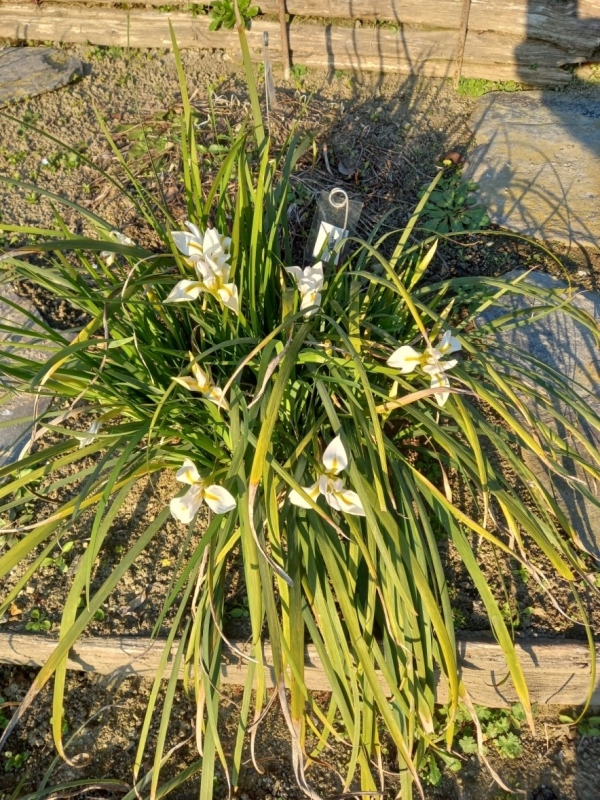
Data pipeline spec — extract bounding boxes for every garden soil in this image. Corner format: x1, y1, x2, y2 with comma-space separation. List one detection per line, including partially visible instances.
0, 43, 599, 800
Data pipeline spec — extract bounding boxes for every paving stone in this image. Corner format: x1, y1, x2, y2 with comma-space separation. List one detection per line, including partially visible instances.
0, 47, 85, 108
0, 288, 52, 466
464, 91, 600, 247
477, 270, 600, 558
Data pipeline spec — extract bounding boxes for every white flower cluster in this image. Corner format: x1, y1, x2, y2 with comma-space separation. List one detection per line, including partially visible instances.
92, 223, 463, 527
166, 222, 239, 315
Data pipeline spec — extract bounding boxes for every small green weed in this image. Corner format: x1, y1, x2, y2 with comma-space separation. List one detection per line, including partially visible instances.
420, 751, 442, 786
457, 77, 524, 97
209, 0, 258, 30
41, 148, 86, 173
560, 712, 600, 737
114, 122, 174, 162
495, 732, 524, 759
25, 608, 51, 633
420, 172, 489, 234
227, 596, 249, 618
4, 750, 29, 772
42, 540, 74, 574
86, 45, 125, 60
290, 64, 308, 86
76, 597, 106, 622
438, 703, 526, 761
451, 607, 467, 628
0, 148, 28, 167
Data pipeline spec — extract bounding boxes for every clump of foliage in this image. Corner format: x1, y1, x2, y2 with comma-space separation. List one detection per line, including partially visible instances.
456, 704, 526, 759
0, 22, 599, 800
420, 170, 489, 234
209, 0, 259, 30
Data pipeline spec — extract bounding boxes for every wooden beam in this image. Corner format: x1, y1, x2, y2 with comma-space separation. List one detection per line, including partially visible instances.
0, 4, 576, 84
1, 632, 598, 708
30, 0, 600, 54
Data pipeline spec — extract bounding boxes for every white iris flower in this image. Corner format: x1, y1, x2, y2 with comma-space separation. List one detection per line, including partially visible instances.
285, 261, 324, 316
170, 459, 236, 523
172, 354, 228, 410
289, 435, 365, 516
166, 222, 238, 315
387, 330, 461, 407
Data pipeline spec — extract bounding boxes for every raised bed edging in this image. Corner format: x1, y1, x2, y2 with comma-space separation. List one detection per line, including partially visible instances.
2, 1, 600, 86
1, 633, 598, 708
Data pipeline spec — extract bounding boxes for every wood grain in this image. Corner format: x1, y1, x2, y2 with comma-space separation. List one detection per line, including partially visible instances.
1, 632, 598, 708
0, 4, 577, 84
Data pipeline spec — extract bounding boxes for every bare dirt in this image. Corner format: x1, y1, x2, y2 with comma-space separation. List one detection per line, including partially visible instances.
0, 42, 599, 800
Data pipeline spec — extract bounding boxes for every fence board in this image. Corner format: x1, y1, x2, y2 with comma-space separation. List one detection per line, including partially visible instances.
35, 0, 600, 53
0, 4, 574, 84
1, 632, 598, 707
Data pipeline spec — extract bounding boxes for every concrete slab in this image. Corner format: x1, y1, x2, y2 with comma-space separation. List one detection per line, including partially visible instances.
0, 288, 52, 465
0, 47, 84, 108
464, 91, 600, 247
477, 270, 600, 558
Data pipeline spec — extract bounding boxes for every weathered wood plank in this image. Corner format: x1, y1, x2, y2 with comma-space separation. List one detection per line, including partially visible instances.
0, 4, 575, 84
1, 632, 598, 708
35, 0, 600, 54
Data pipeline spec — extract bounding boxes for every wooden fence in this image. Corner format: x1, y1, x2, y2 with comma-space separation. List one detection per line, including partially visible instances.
0, 1, 599, 86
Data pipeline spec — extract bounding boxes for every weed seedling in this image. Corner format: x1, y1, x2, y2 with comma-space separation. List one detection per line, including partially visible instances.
4, 750, 29, 772
25, 608, 51, 632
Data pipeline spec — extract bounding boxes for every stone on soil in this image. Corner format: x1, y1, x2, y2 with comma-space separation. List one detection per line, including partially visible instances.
477, 270, 600, 558
464, 91, 600, 247
0, 47, 85, 108
0, 288, 52, 465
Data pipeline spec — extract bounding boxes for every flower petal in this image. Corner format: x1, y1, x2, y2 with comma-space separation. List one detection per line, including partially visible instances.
191, 362, 210, 392
166, 280, 203, 303
302, 263, 324, 291
430, 371, 451, 407
184, 221, 203, 241
300, 290, 321, 316
288, 481, 320, 509
387, 345, 421, 373
438, 330, 461, 355
173, 231, 204, 257
170, 485, 204, 524
204, 484, 236, 514
173, 376, 202, 392
322, 435, 348, 475
333, 488, 366, 516
285, 266, 305, 286
423, 357, 457, 375
111, 231, 135, 247
217, 283, 239, 315
205, 385, 229, 410
176, 458, 202, 485
79, 419, 101, 449
203, 227, 229, 255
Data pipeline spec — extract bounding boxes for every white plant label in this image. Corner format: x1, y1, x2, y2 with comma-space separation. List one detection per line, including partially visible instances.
313, 222, 348, 265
